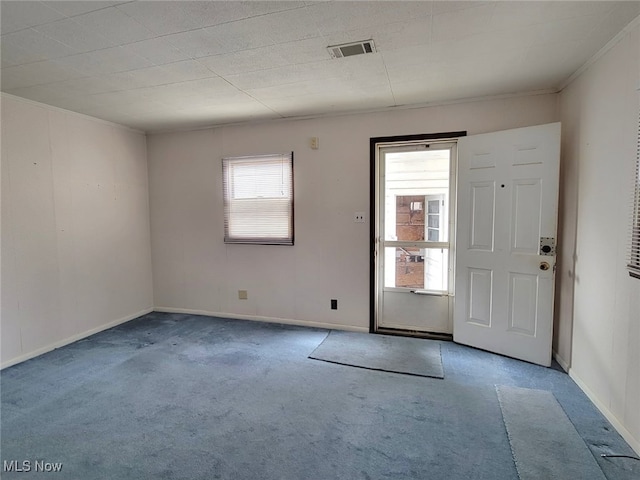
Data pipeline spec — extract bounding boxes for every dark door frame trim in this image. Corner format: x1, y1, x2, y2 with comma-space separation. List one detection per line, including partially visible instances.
369, 131, 467, 334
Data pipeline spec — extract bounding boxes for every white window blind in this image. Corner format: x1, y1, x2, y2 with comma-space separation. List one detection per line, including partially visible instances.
630, 112, 640, 278
222, 153, 294, 245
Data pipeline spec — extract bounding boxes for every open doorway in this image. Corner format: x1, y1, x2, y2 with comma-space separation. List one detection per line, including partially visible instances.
371, 132, 465, 337
371, 124, 561, 367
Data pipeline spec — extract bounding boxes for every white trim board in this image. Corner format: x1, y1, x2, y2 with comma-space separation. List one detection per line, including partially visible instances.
560, 13, 640, 92
153, 307, 368, 333
148, 89, 557, 134
0, 307, 154, 370
569, 368, 640, 456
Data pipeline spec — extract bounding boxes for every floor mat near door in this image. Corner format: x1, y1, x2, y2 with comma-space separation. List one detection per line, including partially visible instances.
308, 330, 444, 379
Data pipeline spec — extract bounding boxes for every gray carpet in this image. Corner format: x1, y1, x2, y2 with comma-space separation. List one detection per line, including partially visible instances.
308, 330, 444, 378
497, 385, 607, 480
2, 313, 638, 480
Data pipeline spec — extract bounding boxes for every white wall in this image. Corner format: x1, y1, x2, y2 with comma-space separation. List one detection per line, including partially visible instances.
147, 94, 558, 331
558, 21, 640, 453
1, 95, 154, 367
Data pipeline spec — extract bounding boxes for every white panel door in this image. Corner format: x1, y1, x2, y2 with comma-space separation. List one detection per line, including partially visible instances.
454, 123, 560, 366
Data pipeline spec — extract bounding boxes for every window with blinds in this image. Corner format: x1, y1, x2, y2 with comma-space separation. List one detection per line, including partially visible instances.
629, 112, 640, 278
222, 153, 294, 245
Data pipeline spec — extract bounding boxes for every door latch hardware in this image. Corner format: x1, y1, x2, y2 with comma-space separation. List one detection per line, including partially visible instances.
539, 237, 556, 256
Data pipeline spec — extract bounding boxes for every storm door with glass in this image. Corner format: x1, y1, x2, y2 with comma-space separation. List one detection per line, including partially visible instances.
375, 142, 456, 334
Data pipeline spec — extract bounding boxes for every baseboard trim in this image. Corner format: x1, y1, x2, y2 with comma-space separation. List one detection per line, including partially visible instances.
0, 307, 154, 370
569, 368, 640, 456
553, 350, 570, 372
153, 307, 369, 333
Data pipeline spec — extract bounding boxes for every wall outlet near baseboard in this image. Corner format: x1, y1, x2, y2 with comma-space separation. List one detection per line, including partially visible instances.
238, 290, 248, 300
331, 299, 337, 310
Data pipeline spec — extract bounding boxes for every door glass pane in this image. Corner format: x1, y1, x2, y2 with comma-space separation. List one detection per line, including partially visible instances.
384, 150, 450, 242
396, 195, 425, 241
384, 247, 449, 291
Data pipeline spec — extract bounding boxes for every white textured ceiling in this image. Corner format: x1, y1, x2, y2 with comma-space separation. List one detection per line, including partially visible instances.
2, 1, 639, 132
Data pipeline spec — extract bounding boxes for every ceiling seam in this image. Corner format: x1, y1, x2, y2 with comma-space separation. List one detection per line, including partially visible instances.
1, 3, 311, 70
5, 53, 344, 96
0, 1, 139, 39
48, 1, 137, 20
3, 6, 408, 72
382, 58, 397, 106
112, 2, 310, 45
194, 58, 285, 120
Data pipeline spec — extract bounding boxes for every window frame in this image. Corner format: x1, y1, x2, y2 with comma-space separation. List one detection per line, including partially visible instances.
222, 152, 294, 246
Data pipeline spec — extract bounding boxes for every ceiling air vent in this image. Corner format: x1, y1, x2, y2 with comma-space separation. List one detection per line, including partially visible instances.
327, 39, 376, 59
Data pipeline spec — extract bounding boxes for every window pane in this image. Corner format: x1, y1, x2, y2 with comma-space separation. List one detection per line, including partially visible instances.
394, 195, 425, 241
384, 150, 449, 242
391, 247, 424, 289
384, 247, 448, 291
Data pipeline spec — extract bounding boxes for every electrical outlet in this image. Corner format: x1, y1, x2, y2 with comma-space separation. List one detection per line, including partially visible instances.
354, 212, 365, 223
331, 299, 338, 310
238, 290, 248, 300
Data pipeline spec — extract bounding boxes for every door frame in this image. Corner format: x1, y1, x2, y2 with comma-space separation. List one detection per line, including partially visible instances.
369, 131, 467, 335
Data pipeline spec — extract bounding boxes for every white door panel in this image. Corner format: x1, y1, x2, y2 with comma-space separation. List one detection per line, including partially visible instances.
469, 181, 495, 251
467, 267, 493, 326
511, 179, 542, 253
454, 123, 560, 366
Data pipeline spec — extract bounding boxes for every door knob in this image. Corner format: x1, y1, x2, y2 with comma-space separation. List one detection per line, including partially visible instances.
539, 262, 550, 271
